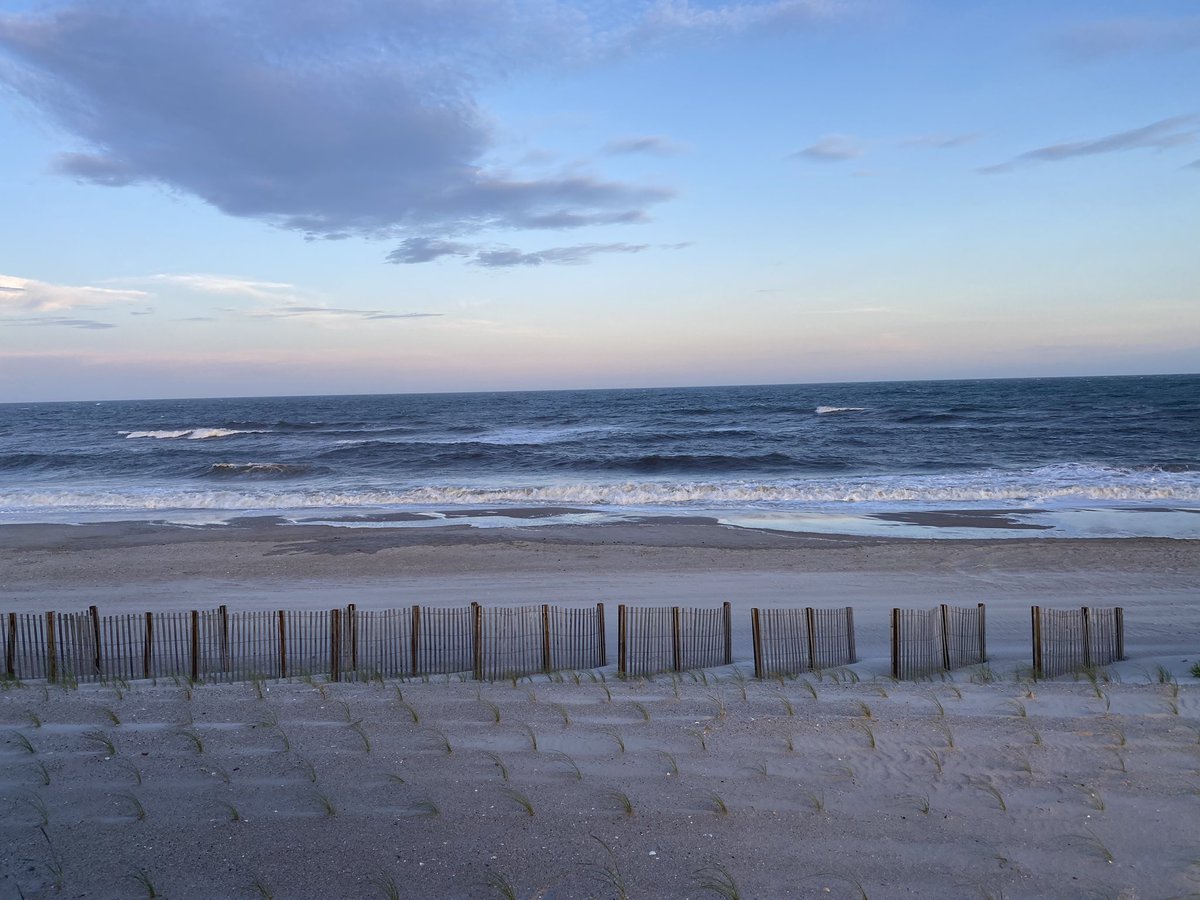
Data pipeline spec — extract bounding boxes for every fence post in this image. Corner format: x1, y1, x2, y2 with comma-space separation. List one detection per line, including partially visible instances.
1114, 607, 1125, 660
6, 612, 15, 678
471, 602, 483, 681
219, 605, 230, 673
1031, 606, 1042, 679
1080, 606, 1092, 670
845, 607, 857, 663
890, 608, 900, 679
347, 604, 358, 677
330, 608, 341, 683
977, 603, 987, 662
45, 612, 57, 683
617, 604, 627, 676
190, 610, 200, 683
278, 610, 288, 679
939, 604, 951, 672
805, 607, 818, 670
144, 611, 154, 680
90, 605, 103, 677
596, 603, 607, 668
751, 608, 763, 679
671, 606, 682, 672
410, 605, 420, 677
722, 601, 733, 666
541, 604, 553, 673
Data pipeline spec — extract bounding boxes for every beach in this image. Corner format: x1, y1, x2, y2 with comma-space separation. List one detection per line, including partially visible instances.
2, 516, 1199, 898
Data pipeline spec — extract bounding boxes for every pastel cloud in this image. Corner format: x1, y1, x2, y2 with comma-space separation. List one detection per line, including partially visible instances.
794, 133, 863, 162
980, 115, 1198, 174
1053, 16, 1200, 62
0, 274, 148, 312
387, 239, 687, 266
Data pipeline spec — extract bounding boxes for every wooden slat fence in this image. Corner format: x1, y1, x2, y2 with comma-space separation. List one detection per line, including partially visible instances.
891, 603, 987, 680
750, 607, 856, 678
1032, 606, 1124, 678
617, 603, 732, 677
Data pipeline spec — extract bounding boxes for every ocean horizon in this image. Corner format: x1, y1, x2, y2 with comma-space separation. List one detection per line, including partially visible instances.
2, 373, 1197, 539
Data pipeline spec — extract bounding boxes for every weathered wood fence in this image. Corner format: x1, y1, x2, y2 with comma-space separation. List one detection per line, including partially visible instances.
749, 607, 857, 678
1, 603, 606, 684
891, 603, 987, 679
617, 603, 732, 677
1031, 606, 1125, 678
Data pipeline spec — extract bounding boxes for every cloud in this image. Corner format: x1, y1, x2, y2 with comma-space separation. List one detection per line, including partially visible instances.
794, 133, 863, 162
0, 2, 849, 248
602, 135, 688, 156
388, 239, 688, 267
5, 315, 117, 330
1053, 16, 1200, 62
0, 274, 148, 312
902, 132, 980, 149
253, 306, 442, 321
144, 274, 299, 301
980, 116, 1199, 174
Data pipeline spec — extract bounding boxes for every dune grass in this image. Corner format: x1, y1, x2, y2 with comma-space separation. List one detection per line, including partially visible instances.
498, 786, 535, 817
694, 862, 742, 900
584, 835, 629, 900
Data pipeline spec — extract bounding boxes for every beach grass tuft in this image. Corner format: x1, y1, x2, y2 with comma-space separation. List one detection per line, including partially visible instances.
1075, 826, 1115, 863
84, 730, 116, 756
498, 785, 535, 817
521, 724, 539, 752
427, 726, 453, 754
694, 862, 742, 900
20, 792, 49, 826
585, 835, 629, 900
349, 720, 371, 751
548, 749, 583, 781
799, 678, 818, 700
371, 871, 402, 900
129, 867, 159, 898
483, 750, 510, 781
971, 778, 1007, 813
313, 788, 337, 817
9, 729, 36, 754
217, 800, 241, 822
601, 727, 625, 753
120, 791, 148, 821
409, 798, 440, 817
479, 699, 502, 724
35, 759, 51, 786
926, 692, 945, 718
1003, 699, 1027, 718
853, 719, 877, 750
177, 727, 204, 753
482, 870, 520, 900
924, 747, 944, 776
552, 702, 572, 726
603, 788, 635, 817
778, 695, 796, 716
249, 874, 274, 899
632, 701, 651, 721
707, 791, 730, 815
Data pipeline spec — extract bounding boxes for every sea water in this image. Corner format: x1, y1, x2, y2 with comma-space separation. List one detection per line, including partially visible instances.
1, 374, 1196, 538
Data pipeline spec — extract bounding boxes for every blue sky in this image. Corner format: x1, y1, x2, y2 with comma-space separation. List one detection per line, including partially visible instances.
1, 0, 1197, 401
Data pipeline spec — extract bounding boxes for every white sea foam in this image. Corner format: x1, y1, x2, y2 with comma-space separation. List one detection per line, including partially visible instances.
121, 428, 260, 440
816, 406, 868, 414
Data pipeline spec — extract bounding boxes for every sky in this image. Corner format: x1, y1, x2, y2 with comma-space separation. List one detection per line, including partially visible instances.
0, 0, 1197, 402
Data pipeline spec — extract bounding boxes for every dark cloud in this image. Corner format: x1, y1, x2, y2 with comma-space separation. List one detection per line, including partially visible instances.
0, 1, 683, 244
980, 116, 1198, 174
388, 239, 690, 267
1052, 16, 1200, 63
603, 136, 687, 156
386, 239, 475, 265
794, 134, 863, 162
7, 315, 116, 330
0, 2, 840, 250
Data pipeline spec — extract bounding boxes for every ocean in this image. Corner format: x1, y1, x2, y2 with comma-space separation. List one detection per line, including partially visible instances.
1, 374, 1197, 538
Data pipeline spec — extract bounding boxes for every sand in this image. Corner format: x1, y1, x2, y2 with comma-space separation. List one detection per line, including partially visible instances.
2, 516, 1199, 898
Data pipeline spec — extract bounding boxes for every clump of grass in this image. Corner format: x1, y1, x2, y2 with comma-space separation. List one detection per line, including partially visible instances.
1003, 699, 1027, 718
209, 764, 232, 784
1110, 750, 1127, 773
600, 683, 613, 703
1078, 784, 1105, 811
706, 691, 727, 720
1074, 826, 1114, 863
657, 750, 680, 777
778, 695, 796, 716
129, 867, 159, 898
784, 734, 795, 753
1107, 722, 1127, 747
313, 788, 337, 817
855, 700, 873, 719
480, 753, 508, 782
926, 693, 945, 718
707, 792, 729, 816
798, 678, 818, 700
970, 778, 1007, 813
397, 701, 420, 724
427, 726, 452, 755
498, 786, 535, 817
747, 761, 768, 778
409, 798, 440, 817
853, 719, 877, 750
40, 826, 64, 890
217, 800, 242, 822
807, 873, 869, 900
20, 793, 49, 826
924, 747, 944, 776
83, 730, 116, 756
1164, 699, 1180, 716
479, 699, 502, 724
177, 728, 204, 753
694, 862, 742, 900
1015, 752, 1033, 775
603, 788, 635, 817
521, 724, 539, 752
548, 749, 583, 781
601, 727, 625, 753
481, 870, 519, 900
26, 710, 43, 728
936, 722, 955, 749
295, 757, 317, 783
631, 701, 651, 721
584, 835, 629, 900
9, 730, 36, 754
349, 720, 371, 752
120, 792, 147, 821
35, 760, 51, 786
372, 870, 402, 900
552, 703, 572, 726
806, 790, 826, 813
908, 793, 931, 815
